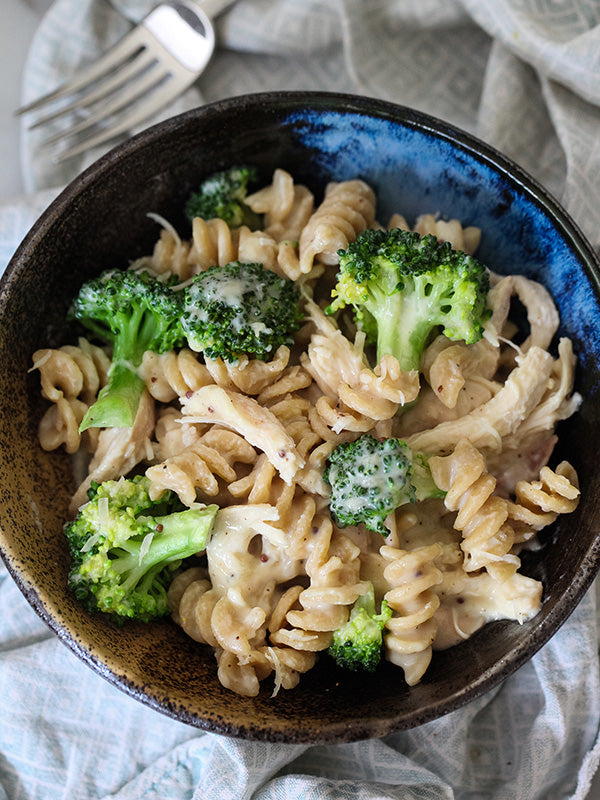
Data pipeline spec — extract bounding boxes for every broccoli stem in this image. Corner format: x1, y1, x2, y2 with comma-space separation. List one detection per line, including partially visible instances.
365, 278, 452, 372
110, 508, 215, 593
79, 362, 146, 431
372, 292, 432, 373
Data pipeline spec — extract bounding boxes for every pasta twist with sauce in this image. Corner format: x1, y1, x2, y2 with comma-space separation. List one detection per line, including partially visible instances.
173, 504, 311, 697
270, 496, 370, 653
506, 461, 580, 542
227, 453, 296, 517
313, 353, 420, 435
203, 346, 292, 396
150, 172, 311, 282
245, 168, 315, 243
148, 223, 196, 280
429, 439, 521, 581
264, 391, 341, 497
302, 299, 420, 434
32, 338, 110, 453
146, 424, 257, 505
298, 180, 377, 274
381, 543, 443, 686
149, 216, 264, 280
139, 348, 213, 403
140, 346, 293, 403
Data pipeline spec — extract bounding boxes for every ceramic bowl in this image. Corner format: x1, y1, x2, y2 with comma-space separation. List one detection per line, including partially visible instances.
1, 91, 599, 744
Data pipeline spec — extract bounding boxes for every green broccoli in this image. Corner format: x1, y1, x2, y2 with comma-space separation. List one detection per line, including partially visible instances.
327, 228, 490, 372
328, 583, 392, 672
180, 260, 303, 363
69, 268, 184, 431
65, 475, 217, 622
323, 434, 444, 536
185, 165, 262, 229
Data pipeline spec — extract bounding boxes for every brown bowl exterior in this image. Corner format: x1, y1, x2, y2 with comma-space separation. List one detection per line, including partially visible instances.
1, 91, 600, 743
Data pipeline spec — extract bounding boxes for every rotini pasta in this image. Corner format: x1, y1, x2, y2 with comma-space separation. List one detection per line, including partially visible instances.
32, 337, 110, 454
245, 167, 315, 242
302, 299, 420, 434
32, 167, 582, 698
298, 179, 376, 274
381, 543, 443, 685
139, 348, 213, 403
146, 424, 257, 505
269, 497, 370, 652
429, 439, 521, 581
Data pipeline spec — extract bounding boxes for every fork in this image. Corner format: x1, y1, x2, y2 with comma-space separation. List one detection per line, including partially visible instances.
16, 0, 236, 162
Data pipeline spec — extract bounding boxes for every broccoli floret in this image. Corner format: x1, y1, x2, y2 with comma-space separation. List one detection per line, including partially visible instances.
69, 269, 184, 431
328, 228, 490, 372
180, 260, 303, 363
323, 434, 444, 536
185, 165, 262, 229
328, 584, 392, 672
65, 475, 217, 622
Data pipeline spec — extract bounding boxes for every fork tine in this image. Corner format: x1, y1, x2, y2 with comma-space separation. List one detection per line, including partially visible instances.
16, 26, 149, 116
21, 2, 225, 163
40, 62, 173, 148
27, 48, 158, 130
52, 73, 196, 163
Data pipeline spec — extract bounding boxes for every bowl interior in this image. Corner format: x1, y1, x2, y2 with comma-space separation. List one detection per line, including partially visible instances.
1, 91, 600, 743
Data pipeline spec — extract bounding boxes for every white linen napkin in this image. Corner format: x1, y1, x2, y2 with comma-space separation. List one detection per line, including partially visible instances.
2, 2, 600, 798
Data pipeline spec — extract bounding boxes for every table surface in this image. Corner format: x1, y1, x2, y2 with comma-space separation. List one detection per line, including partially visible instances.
1, 1, 599, 796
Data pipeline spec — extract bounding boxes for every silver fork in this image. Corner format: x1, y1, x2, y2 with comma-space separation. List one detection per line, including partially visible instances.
16, 0, 235, 163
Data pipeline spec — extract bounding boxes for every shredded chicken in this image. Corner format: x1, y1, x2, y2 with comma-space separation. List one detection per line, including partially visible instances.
70, 390, 156, 513
181, 385, 304, 484
405, 346, 554, 454
485, 272, 560, 353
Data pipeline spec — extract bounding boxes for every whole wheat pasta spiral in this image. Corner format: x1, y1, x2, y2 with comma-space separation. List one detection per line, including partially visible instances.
174, 575, 220, 647
302, 299, 420, 434
381, 543, 443, 685
270, 498, 369, 653
32, 338, 110, 405
32, 338, 110, 453
201, 504, 308, 696
298, 180, 376, 274
146, 425, 257, 505
140, 346, 292, 401
188, 216, 239, 272
38, 397, 93, 454
139, 348, 213, 403
236, 227, 293, 276
149, 224, 195, 279
506, 461, 580, 542
203, 345, 291, 395
227, 453, 297, 516
264, 392, 338, 496
245, 168, 315, 242
150, 406, 203, 462
388, 212, 482, 255
429, 439, 520, 581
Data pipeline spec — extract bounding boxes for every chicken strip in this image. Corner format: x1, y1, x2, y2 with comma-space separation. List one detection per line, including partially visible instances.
181, 385, 304, 485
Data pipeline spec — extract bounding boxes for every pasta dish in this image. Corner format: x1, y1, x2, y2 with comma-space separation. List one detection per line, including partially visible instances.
31, 167, 581, 697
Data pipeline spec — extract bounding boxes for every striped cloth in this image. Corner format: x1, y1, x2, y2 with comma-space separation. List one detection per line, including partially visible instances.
2, 1, 600, 798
